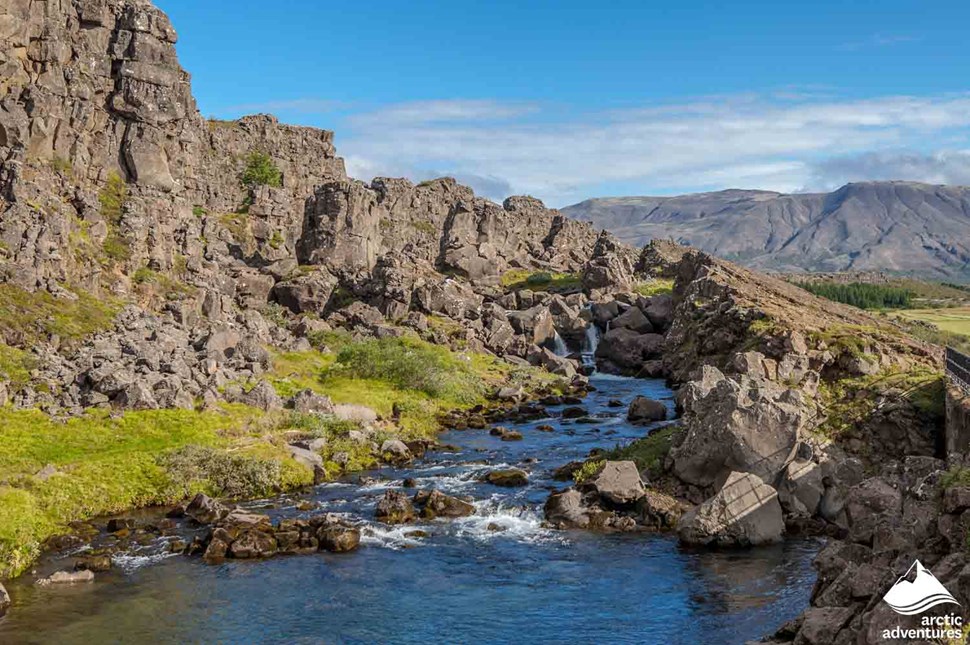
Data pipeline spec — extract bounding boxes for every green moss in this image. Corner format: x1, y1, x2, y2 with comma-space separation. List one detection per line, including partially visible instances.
501, 269, 581, 292
0, 343, 34, 389
0, 284, 122, 349
269, 230, 285, 250
192, 205, 207, 218
941, 467, 970, 490
633, 278, 675, 297
219, 212, 257, 256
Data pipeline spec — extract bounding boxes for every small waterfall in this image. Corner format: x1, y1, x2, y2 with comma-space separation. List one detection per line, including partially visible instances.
580, 307, 601, 372
551, 331, 569, 357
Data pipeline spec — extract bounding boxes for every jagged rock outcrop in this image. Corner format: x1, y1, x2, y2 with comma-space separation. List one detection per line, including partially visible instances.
668, 366, 808, 488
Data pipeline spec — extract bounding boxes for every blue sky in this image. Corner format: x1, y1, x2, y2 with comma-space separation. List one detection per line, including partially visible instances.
157, 0, 970, 206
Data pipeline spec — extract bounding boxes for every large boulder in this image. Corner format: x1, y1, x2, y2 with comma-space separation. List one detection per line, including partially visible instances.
611, 306, 653, 334
507, 306, 556, 346
678, 471, 785, 547
595, 328, 664, 370
421, 490, 476, 519
229, 530, 277, 559
777, 456, 823, 517
580, 461, 645, 506
669, 370, 807, 488
272, 268, 337, 315
185, 493, 229, 525
375, 490, 416, 524
544, 488, 591, 529
627, 396, 667, 423
527, 346, 577, 378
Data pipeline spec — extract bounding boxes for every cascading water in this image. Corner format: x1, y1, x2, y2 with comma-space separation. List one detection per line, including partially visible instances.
551, 331, 569, 357
580, 305, 601, 372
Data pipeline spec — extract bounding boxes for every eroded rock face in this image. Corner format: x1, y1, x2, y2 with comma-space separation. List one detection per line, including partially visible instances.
669, 368, 806, 488
678, 471, 785, 547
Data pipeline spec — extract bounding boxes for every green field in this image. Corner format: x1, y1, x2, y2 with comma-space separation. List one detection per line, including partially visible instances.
892, 307, 970, 335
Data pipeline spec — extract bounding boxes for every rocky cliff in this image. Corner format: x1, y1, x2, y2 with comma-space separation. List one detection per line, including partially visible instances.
0, 0, 624, 414
564, 181, 970, 280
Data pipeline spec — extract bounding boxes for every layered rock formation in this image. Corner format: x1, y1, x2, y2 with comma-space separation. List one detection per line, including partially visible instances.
0, 0, 634, 414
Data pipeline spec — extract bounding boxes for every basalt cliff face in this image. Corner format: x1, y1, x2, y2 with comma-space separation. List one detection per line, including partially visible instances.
0, 0, 622, 413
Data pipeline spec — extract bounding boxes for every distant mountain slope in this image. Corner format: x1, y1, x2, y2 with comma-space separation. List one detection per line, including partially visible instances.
563, 181, 970, 280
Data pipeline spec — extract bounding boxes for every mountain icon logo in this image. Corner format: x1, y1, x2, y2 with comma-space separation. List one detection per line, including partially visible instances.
883, 560, 960, 616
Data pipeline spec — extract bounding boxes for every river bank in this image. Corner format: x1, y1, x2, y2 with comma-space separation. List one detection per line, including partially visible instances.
0, 373, 820, 644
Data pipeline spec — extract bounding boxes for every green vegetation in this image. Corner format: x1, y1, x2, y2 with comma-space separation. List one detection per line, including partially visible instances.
240, 150, 282, 189
131, 266, 195, 301
601, 425, 677, 475
99, 172, 131, 262
796, 281, 912, 309
573, 459, 604, 484
49, 156, 73, 177
634, 278, 675, 297
329, 336, 485, 403
0, 343, 33, 389
500, 269, 582, 292
941, 467, 970, 490
219, 211, 257, 256
192, 205, 208, 218
0, 284, 121, 348
410, 220, 438, 235
813, 367, 945, 439
0, 405, 288, 578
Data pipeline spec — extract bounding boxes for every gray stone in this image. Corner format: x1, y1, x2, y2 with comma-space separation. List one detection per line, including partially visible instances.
678, 471, 785, 547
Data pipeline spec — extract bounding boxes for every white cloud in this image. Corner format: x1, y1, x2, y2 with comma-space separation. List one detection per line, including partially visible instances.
806, 150, 970, 190
334, 93, 970, 206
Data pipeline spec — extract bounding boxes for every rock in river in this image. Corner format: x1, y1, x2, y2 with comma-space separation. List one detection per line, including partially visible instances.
678, 471, 784, 547
482, 468, 529, 487
375, 490, 417, 524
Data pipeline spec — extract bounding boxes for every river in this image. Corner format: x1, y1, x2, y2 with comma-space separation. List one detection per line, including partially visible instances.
0, 374, 818, 644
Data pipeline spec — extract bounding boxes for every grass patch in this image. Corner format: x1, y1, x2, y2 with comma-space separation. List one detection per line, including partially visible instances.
0, 404, 327, 578
99, 172, 131, 262
602, 425, 677, 475
573, 459, 604, 483
501, 269, 581, 292
0, 343, 34, 390
219, 211, 257, 255
0, 284, 122, 348
634, 278, 675, 297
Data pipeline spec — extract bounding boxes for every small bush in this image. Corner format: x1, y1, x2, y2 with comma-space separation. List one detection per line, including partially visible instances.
240, 150, 282, 189
573, 459, 604, 483
328, 336, 484, 403
158, 445, 282, 500
941, 467, 970, 490
192, 206, 207, 217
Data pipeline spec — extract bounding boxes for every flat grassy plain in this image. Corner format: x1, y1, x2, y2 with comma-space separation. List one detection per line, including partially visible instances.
891, 306, 970, 336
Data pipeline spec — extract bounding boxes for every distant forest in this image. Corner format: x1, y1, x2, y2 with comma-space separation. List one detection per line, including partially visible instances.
796, 282, 913, 309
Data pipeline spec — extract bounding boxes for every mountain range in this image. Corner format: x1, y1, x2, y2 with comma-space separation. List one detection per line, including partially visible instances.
563, 181, 970, 280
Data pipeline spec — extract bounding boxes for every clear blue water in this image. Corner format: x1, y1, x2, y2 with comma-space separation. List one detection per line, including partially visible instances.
0, 375, 818, 644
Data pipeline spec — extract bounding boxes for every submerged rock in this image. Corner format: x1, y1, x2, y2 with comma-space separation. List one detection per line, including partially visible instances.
36, 570, 95, 586
482, 469, 529, 487
678, 471, 784, 547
